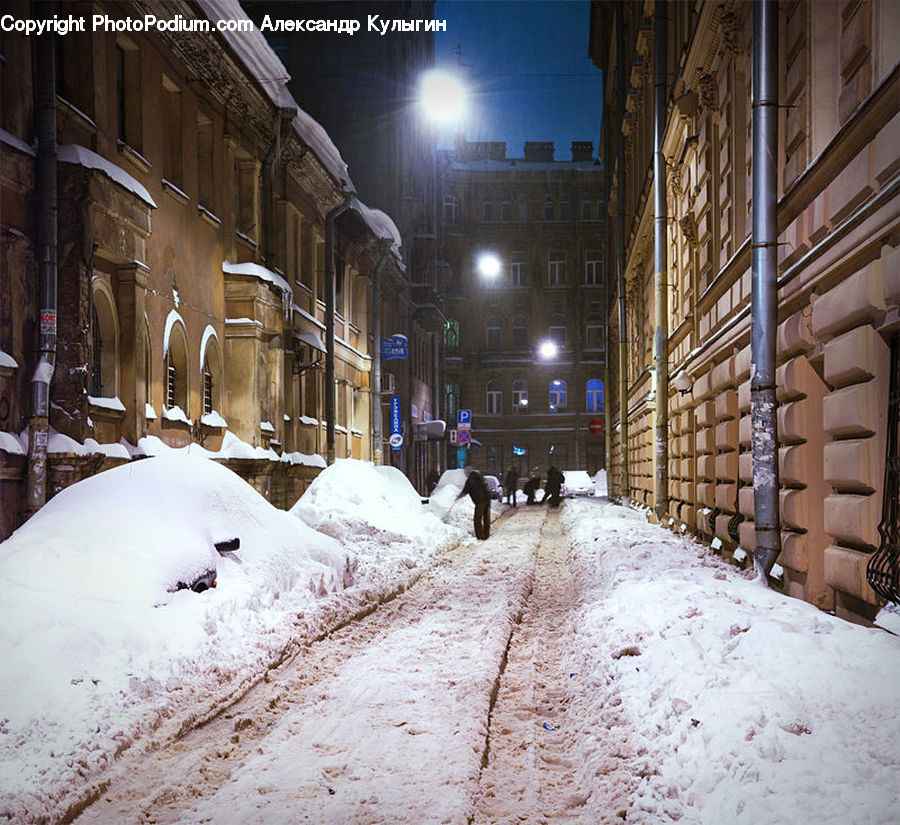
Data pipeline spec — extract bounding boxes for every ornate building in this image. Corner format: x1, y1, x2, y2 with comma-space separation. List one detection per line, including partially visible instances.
439, 138, 608, 479
0, 0, 406, 537
592, 0, 899, 623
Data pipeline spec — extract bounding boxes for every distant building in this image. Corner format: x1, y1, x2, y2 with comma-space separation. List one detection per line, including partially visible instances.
439, 138, 608, 479
592, 0, 899, 623
0, 0, 405, 537
248, 0, 445, 492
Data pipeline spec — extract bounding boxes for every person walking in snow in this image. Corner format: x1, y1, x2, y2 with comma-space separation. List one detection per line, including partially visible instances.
456, 468, 492, 539
542, 465, 563, 508
503, 466, 519, 507
523, 473, 542, 505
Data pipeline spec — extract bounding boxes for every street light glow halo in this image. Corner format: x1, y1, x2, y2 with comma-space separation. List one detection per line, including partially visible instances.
538, 340, 559, 359
420, 70, 466, 122
476, 252, 501, 279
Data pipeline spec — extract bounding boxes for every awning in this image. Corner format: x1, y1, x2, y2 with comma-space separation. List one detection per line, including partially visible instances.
295, 331, 326, 353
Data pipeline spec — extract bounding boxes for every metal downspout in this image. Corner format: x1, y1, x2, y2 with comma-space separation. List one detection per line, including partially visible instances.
653, 0, 669, 522
26, 14, 58, 515
371, 240, 391, 466
603, 111, 614, 482
751, 0, 782, 577
616, 5, 629, 503
325, 197, 352, 465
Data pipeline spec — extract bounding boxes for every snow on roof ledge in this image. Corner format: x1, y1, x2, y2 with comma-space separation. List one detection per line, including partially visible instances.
58, 144, 157, 208
223, 261, 292, 296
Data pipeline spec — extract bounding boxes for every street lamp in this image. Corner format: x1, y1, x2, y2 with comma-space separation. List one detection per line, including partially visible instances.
538, 340, 559, 360
476, 252, 501, 280
419, 70, 466, 123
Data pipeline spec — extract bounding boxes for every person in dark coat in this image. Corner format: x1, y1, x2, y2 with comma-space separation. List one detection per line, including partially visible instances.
503, 467, 519, 507
523, 474, 542, 505
542, 465, 564, 507
456, 468, 492, 539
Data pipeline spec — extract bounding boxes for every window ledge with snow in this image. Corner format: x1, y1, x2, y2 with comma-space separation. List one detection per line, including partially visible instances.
88, 395, 126, 415
200, 411, 228, 429
198, 204, 221, 227
162, 405, 192, 426
116, 140, 151, 174
145, 403, 157, 420
162, 178, 190, 205
260, 420, 275, 433
298, 415, 319, 426
0, 349, 18, 370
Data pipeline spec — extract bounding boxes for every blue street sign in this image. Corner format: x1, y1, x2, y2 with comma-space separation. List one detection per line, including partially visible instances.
381, 334, 408, 361
457, 409, 471, 428
389, 395, 403, 450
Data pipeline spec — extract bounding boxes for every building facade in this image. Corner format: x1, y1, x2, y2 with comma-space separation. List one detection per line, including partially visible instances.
0, 0, 406, 538
439, 138, 608, 480
592, 0, 899, 623
249, 0, 446, 492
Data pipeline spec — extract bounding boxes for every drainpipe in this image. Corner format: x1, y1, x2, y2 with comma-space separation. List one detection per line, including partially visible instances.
653, 0, 669, 521
603, 117, 614, 483
750, 0, 781, 577
371, 239, 391, 466
616, 5, 629, 503
26, 15, 58, 516
325, 196, 352, 465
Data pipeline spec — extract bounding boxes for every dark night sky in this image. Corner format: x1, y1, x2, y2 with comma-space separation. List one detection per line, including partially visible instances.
433, 0, 603, 159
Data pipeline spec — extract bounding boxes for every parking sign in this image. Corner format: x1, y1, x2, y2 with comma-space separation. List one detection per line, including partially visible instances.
457, 409, 471, 429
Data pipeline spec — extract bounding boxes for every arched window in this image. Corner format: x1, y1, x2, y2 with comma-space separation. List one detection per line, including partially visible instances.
585, 313, 604, 349
486, 315, 502, 350
512, 379, 528, 414
165, 322, 188, 415
486, 379, 502, 415
581, 197, 592, 220
512, 315, 528, 350
586, 378, 604, 413
548, 314, 566, 346
143, 321, 152, 416
549, 379, 567, 413
90, 286, 118, 398
200, 325, 222, 417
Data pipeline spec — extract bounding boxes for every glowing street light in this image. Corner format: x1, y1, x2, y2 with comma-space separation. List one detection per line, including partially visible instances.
476, 252, 501, 280
538, 340, 559, 360
419, 70, 466, 122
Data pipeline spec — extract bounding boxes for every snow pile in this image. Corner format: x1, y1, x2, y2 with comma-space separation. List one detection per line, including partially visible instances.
292, 460, 458, 575
0, 455, 353, 823
561, 500, 900, 824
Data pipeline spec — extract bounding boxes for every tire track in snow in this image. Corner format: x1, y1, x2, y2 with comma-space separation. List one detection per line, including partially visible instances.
71, 508, 542, 825
472, 507, 596, 824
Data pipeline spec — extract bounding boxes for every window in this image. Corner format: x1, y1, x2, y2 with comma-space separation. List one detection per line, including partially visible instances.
482, 200, 494, 221
90, 287, 118, 398
445, 318, 460, 353
486, 315, 501, 350
165, 324, 188, 414
585, 251, 603, 285
303, 369, 319, 419
114, 41, 141, 150
201, 331, 222, 416
54, 11, 95, 122
585, 313, 604, 349
443, 195, 459, 223
486, 379, 502, 415
511, 315, 528, 350
501, 200, 512, 221
235, 151, 259, 242
510, 252, 527, 287
162, 75, 183, 189
581, 199, 592, 220
548, 252, 566, 285
549, 379, 567, 413
548, 313, 566, 346
559, 200, 570, 220
543, 195, 555, 220
586, 378, 604, 412
512, 379, 528, 414
197, 110, 213, 209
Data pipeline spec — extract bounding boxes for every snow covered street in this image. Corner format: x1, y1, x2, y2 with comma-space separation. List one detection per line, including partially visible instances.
1, 458, 899, 824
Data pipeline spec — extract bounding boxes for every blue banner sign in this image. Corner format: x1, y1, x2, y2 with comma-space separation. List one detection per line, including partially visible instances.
381, 334, 408, 361
389, 395, 403, 450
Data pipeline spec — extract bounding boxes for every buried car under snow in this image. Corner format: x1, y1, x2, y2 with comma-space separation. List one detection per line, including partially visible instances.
561, 470, 595, 497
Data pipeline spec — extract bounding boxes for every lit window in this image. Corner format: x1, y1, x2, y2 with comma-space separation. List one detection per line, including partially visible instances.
549, 379, 567, 413
512, 379, 528, 414
586, 378, 604, 412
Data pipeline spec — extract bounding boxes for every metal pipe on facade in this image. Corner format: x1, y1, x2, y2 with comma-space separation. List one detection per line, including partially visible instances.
26, 13, 58, 516
653, 0, 669, 521
371, 240, 391, 466
750, 0, 782, 577
324, 197, 352, 465
615, 5, 629, 502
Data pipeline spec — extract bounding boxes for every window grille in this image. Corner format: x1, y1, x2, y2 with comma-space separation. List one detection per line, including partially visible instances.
203, 370, 213, 415
167, 363, 176, 408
